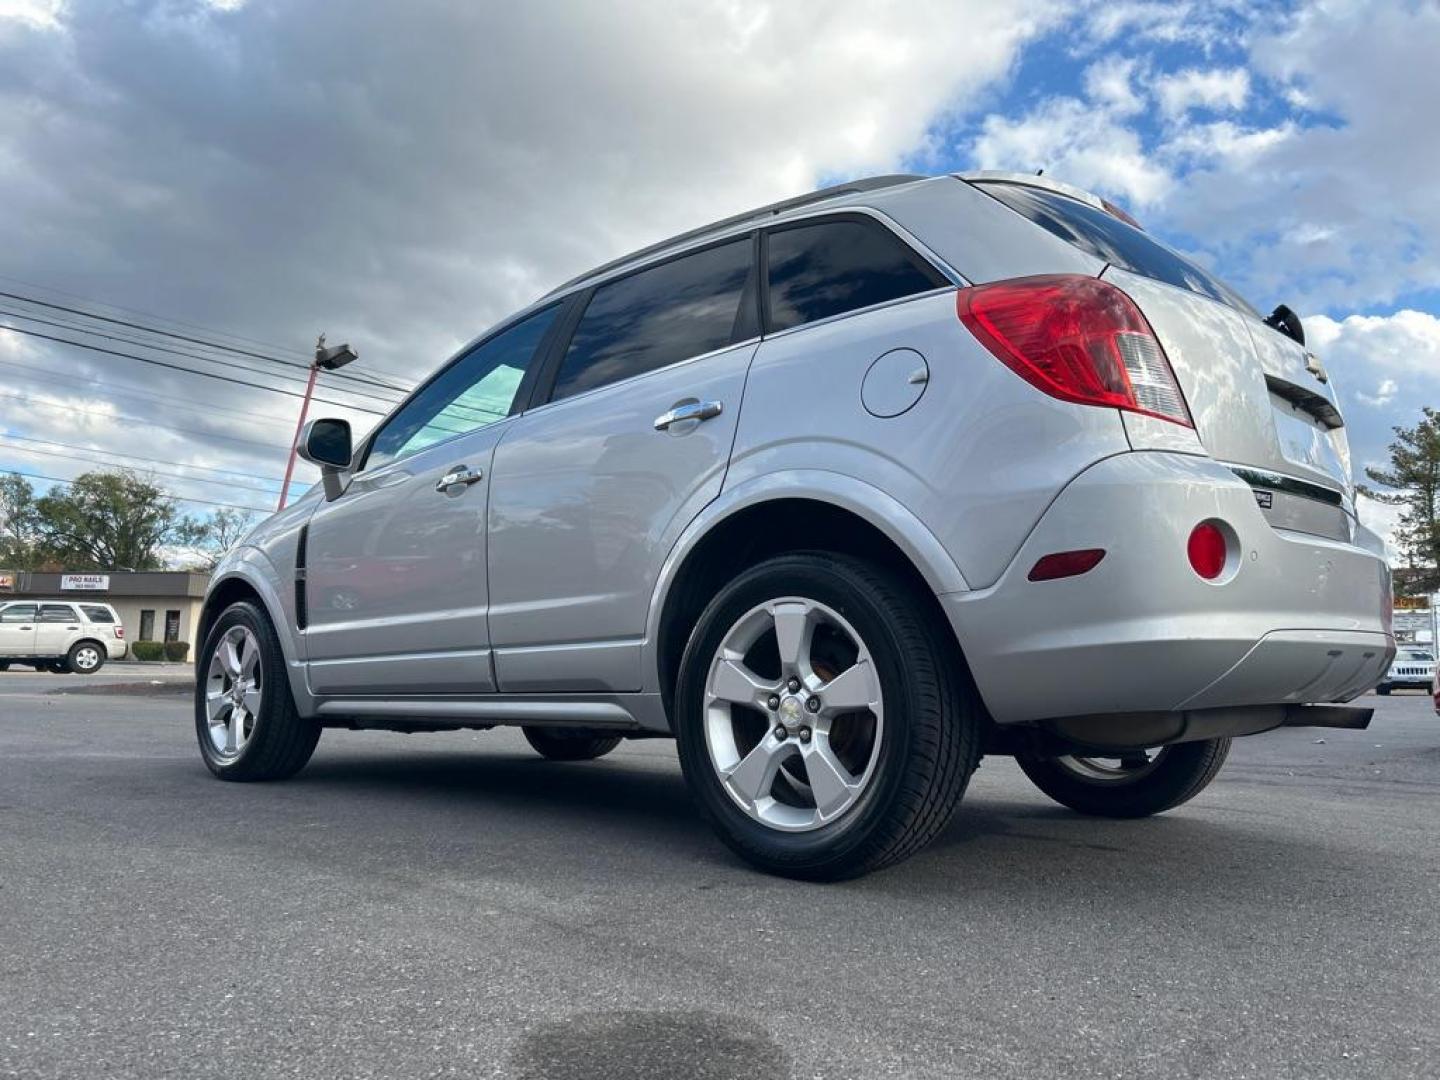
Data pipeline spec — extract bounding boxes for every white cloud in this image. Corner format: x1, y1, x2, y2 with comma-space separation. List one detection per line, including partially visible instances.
970, 97, 1173, 207
1154, 67, 1249, 119
1082, 55, 1144, 116
0, 0, 1063, 512
0, 0, 62, 32
1355, 379, 1399, 408
1308, 310, 1440, 379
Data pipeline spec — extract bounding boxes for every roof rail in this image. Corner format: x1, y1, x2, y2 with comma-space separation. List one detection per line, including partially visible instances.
545, 174, 928, 297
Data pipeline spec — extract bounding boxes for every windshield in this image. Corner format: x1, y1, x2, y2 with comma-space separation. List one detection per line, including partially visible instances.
973, 180, 1258, 317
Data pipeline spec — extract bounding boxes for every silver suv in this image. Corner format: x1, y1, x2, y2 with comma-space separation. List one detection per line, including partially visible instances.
196, 172, 1393, 878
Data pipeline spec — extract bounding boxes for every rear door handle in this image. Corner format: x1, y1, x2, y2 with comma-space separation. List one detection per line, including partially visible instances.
654, 399, 722, 431
435, 465, 484, 493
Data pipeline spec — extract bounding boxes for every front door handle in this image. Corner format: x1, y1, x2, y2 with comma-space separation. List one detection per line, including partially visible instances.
654, 399, 723, 431
435, 465, 484, 493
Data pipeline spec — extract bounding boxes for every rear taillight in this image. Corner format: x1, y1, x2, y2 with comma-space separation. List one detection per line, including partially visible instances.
114, 626, 124, 639
956, 275, 1193, 428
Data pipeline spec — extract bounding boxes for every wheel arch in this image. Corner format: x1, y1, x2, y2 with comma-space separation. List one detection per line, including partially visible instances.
198, 552, 314, 714
648, 474, 972, 719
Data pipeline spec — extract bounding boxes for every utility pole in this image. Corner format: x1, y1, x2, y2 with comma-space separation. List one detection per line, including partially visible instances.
278, 334, 358, 511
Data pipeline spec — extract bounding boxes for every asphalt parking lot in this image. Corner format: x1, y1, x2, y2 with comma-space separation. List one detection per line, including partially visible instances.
1, 672, 1436, 1080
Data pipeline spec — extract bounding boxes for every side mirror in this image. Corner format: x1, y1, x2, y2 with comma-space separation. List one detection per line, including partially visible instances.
297, 418, 352, 500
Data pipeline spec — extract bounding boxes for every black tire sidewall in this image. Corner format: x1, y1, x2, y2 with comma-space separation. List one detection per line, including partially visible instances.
522, 726, 623, 761
1017, 739, 1229, 818
675, 555, 939, 876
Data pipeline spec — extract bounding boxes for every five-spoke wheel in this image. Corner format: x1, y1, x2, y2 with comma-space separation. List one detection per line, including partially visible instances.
194, 600, 319, 781
204, 625, 263, 761
704, 597, 883, 831
675, 552, 982, 880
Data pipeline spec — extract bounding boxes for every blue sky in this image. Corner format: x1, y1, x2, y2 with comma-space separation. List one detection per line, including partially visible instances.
0, 0, 1435, 557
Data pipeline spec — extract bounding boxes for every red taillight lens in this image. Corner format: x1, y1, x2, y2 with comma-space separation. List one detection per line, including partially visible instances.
1187, 522, 1228, 580
114, 626, 124, 639
956, 275, 1193, 427
1028, 548, 1107, 582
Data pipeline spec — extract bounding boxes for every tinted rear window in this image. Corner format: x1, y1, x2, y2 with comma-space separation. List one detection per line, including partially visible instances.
766, 217, 942, 332
80, 605, 116, 623
552, 237, 754, 402
974, 182, 1256, 315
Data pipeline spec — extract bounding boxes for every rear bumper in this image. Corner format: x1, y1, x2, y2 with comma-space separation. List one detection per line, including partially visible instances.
106, 640, 128, 660
943, 451, 1394, 725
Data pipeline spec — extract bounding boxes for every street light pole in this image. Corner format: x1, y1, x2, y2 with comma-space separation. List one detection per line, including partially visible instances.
277, 334, 358, 511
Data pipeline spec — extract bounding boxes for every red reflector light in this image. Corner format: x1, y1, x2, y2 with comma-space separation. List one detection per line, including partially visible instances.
956, 275, 1193, 427
1028, 548, 1107, 582
1187, 523, 1227, 580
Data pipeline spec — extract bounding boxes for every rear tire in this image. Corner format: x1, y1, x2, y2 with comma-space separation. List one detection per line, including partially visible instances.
1376, 685, 1391, 695
674, 552, 982, 881
1015, 738, 1230, 818
195, 600, 319, 781
522, 726, 623, 761
66, 642, 104, 675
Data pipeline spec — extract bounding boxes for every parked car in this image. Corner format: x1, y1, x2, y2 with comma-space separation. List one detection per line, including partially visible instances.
195, 171, 1394, 879
0, 599, 126, 674
1375, 646, 1436, 694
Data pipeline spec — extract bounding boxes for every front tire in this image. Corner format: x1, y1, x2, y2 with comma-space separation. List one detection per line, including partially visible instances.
522, 726, 623, 761
674, 552, 982, 881
1015, 739, 1230, 818
66, 642, 104, 675
195, 600, 319, 781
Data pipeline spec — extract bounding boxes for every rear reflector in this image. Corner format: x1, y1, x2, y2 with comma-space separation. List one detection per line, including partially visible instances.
956, 275, 1193, 427
1187, 522, 1228, 580
1028, 548, 1107, 582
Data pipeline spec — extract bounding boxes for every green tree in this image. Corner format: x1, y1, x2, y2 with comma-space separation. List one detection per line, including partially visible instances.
0, 472, 41, 568
1363, 405, 1440, 593
189, 507, 256, 571
33, 471, 203, 570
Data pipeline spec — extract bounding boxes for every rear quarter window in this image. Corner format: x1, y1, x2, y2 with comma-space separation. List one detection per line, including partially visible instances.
80, 605, 116, 623
973, 181, 1256, 316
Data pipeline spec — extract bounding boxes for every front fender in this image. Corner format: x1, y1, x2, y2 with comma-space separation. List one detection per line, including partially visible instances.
641, 469, 969, 691
203, 547, 316, 716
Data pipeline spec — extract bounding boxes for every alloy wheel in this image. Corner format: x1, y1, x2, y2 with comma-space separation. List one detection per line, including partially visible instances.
204, 625, 262, 760
703, 596, 884, 832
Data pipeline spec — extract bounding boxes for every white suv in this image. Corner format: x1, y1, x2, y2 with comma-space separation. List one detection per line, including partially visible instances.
194, 172, 1393, 879
0, 600, 127, 674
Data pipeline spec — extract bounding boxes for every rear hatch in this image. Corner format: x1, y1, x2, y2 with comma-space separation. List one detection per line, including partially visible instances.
970, 178, 1355, 539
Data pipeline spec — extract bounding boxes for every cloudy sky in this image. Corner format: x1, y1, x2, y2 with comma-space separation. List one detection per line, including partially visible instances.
0, 0, 1435, 557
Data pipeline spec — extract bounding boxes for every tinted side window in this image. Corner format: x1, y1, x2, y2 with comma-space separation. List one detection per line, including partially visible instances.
551, 237, 753, 401
974, 182, 1256, 315
80, 605, 115, 623
39, 604, 77, 622
366, 305, 560, 471
1, 604, 36, 623
766, 218, 942, 332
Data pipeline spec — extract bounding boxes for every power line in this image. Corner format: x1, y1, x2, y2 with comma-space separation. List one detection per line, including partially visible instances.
0, 355, 313, 432
0, 289, 416, 395
0, 307, 406, 410
0, 431, 288, 485
2, 468, 276, 515
0, 437, 285, 495
0, 384, 298, 454
0, 323, 390, 416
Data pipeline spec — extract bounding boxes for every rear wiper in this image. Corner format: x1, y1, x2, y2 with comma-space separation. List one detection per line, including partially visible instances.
1263, 303, 1305, 346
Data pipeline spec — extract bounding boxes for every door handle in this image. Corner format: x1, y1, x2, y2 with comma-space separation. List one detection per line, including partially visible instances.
435, 465, 484, 493
654, 399, 722, 431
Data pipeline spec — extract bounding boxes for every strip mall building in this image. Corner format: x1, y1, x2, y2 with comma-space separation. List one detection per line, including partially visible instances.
0, 571, 207, 657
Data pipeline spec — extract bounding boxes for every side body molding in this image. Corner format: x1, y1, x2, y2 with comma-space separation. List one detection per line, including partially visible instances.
641, 469, 970, 693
